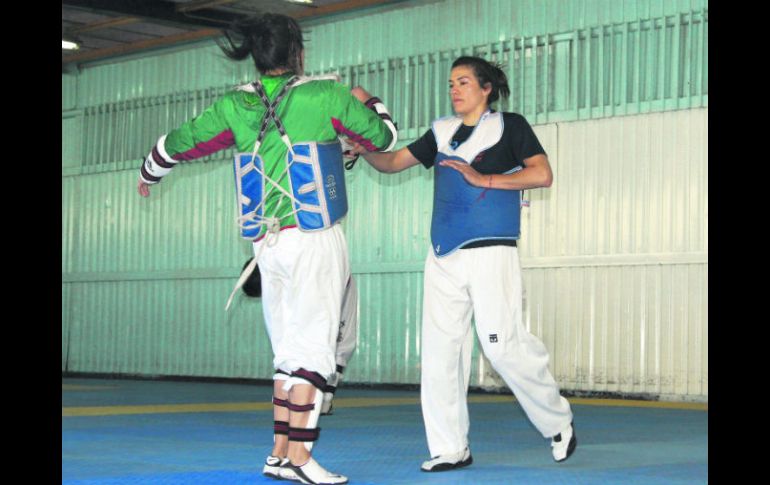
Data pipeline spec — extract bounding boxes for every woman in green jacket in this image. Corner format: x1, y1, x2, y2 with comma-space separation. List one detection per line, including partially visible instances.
137, 13, 396, 485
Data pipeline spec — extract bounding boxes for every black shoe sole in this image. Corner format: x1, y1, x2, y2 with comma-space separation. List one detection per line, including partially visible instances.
421, 454, 473, 472
555, 434, 577, 463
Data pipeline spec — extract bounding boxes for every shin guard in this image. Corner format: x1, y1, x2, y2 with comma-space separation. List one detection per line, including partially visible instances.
283, 369, 327, 452
273, 396, 290, 437
272, 370, 291, 441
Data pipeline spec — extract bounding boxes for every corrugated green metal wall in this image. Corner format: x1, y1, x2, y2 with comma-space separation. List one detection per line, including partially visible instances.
63, 5, 708, 178
303, 0, 708, 69
62, 0, 707, 396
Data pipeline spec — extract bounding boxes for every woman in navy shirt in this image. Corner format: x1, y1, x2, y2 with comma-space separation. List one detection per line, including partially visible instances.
352, 56, 576, 472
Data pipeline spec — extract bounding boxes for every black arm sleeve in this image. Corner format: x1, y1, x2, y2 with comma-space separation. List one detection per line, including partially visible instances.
507, 113, 546, 160
406, 129, 438, 169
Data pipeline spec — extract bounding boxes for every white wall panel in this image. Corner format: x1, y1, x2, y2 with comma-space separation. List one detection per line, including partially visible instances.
474, 108, 707, 401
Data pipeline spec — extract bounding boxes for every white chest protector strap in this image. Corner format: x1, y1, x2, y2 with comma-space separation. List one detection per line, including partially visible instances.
234, 77, 349, 240
227, 78, 299, 311
227, 77, 349, 311
234, 77, 300, 238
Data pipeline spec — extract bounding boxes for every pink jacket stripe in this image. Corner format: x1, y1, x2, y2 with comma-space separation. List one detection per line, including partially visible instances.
171, 129, 236, 161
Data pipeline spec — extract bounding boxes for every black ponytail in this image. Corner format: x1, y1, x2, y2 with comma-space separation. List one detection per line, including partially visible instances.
451, 56, 510, 104
219, 13, 304, 75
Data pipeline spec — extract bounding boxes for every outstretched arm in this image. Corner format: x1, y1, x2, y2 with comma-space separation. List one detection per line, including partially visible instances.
346, 141, 422, 174
362, 146, 422, 173
136, 97, 235, 197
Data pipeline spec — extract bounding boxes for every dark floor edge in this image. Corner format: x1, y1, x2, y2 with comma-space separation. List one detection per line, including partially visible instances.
62, 371, 675, 402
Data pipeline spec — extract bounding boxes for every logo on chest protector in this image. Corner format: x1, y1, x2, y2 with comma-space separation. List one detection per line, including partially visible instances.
326, 174, 337, 199
489, 334, 498, 343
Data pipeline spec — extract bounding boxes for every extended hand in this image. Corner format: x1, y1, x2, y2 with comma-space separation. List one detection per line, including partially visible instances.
137, 178, 151, 197
343, 138, 369, 155
350, 86, 373, 103
439, 159, 488, 188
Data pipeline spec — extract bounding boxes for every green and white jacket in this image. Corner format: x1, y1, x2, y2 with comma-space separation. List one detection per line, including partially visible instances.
140, 73, 396, 237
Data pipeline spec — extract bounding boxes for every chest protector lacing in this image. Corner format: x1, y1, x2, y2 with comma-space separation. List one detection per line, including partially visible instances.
227, 77, 348, 310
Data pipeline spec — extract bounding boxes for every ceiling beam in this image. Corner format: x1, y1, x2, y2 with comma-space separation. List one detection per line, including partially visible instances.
68, 17, 141, 34
62, 28, 221, 65
176, 0, 239, 13
61, 0, 408, 67
61, 0, 240, 28
292, 0, 403, 19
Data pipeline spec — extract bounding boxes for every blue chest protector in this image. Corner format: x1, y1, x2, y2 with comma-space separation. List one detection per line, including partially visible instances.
234, 141, 347, 239
286, 141, 348, 232
430, 111, 522, 257
233, 76, 349, 240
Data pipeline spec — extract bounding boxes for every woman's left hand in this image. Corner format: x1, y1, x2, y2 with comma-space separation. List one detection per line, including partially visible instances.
137, 178, 151, 197
351, 86, 373, 103
439, 159, 489, 188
